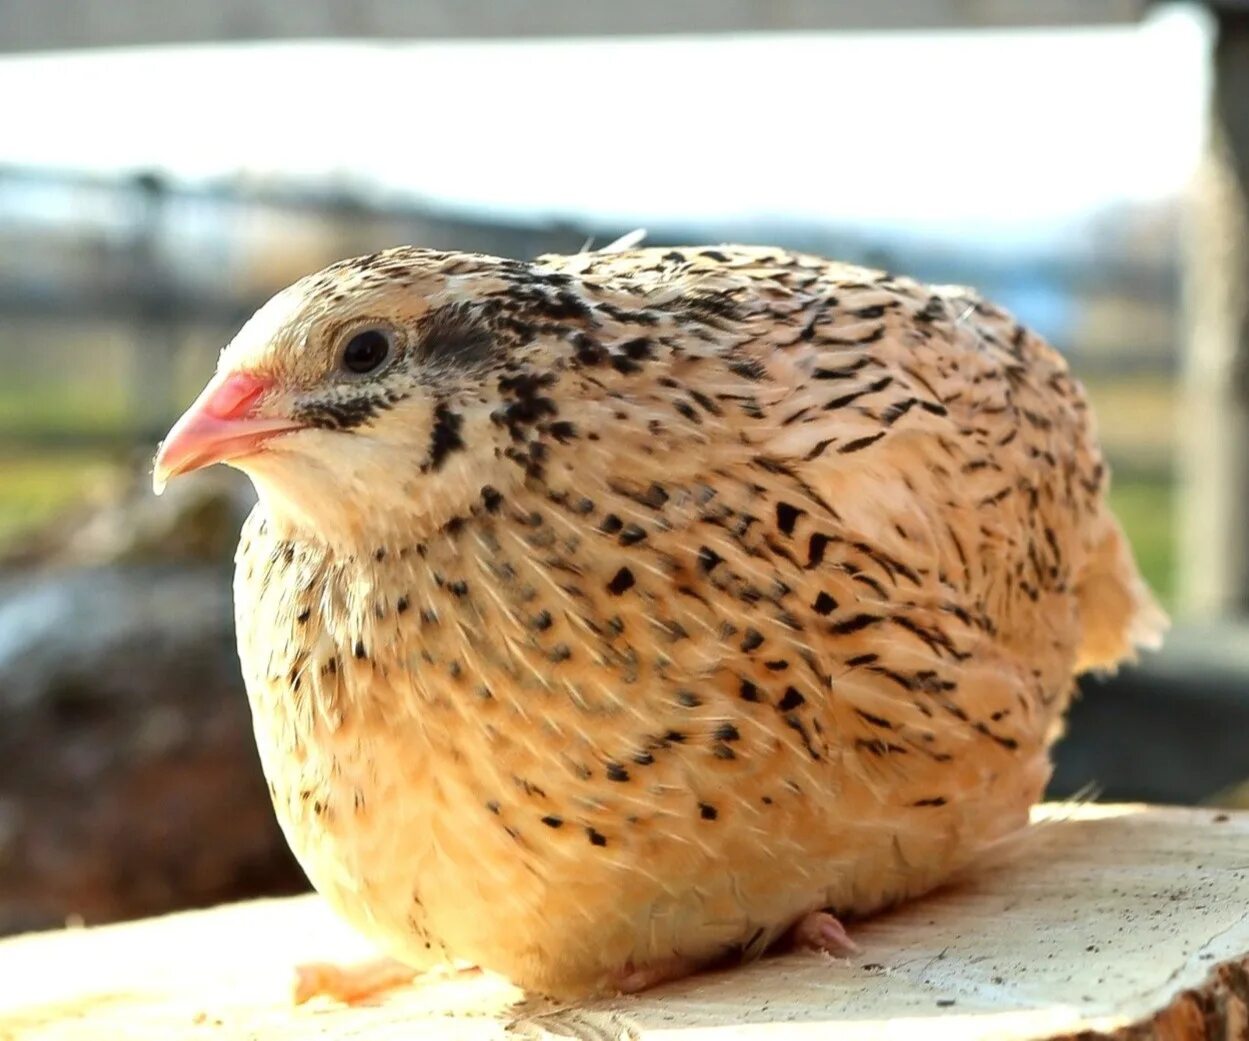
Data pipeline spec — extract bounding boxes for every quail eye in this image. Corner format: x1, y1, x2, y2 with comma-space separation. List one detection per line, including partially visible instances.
340, 328, 393, 375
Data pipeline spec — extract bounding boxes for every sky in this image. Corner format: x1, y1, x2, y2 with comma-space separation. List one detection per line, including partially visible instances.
0, 4, 1213, 245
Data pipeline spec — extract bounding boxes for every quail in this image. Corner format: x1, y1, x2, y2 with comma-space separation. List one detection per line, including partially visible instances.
154, 244, 1164, 999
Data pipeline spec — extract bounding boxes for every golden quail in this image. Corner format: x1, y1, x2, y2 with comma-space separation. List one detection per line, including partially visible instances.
154, 244, 1165, 999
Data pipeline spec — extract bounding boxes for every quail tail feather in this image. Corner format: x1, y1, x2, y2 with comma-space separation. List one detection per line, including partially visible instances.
1074, 509, 1168, 673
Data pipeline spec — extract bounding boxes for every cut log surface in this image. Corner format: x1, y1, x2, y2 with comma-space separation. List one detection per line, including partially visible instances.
1, 805, 1247, 1041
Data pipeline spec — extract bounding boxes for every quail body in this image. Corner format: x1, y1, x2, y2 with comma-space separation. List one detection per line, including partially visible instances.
155, 244, 1164, 998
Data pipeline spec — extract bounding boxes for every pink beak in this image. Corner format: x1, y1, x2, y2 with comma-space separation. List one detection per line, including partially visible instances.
153, 371, 302, 493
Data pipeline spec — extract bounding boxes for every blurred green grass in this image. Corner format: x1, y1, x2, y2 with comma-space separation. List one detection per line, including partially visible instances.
0, 451, 123, 538
1106, 470, 1174, 607
0, 386, 131, 438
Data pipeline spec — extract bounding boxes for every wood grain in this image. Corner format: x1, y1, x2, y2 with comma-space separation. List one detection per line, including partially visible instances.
0, 805, 1246, 1040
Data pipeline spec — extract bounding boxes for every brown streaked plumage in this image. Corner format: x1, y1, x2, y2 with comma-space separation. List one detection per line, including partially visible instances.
154, 243, 1165, 999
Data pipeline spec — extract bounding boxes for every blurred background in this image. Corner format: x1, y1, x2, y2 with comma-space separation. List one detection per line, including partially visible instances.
1, 0, 1246, 935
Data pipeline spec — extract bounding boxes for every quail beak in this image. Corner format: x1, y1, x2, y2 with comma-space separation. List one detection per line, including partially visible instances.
153, 371, 302, 494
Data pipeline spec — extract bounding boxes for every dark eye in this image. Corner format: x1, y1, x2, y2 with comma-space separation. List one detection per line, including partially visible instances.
341, 328, 392, 375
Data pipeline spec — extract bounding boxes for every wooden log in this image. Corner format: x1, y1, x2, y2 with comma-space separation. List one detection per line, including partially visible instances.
0, 805, 1245, 1040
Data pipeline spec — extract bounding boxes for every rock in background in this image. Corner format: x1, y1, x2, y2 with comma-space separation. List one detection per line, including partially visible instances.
0, 469, 307, 935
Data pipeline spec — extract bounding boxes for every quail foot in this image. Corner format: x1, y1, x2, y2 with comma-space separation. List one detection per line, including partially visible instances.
154, 244, 1165, 1001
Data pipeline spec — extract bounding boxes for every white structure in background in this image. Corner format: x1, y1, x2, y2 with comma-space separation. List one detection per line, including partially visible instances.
1179, 6, 1249, 618
0, 0, 1147, 50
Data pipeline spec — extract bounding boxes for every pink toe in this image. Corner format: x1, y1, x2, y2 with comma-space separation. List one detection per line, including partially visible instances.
610, 955, 701, 994
790, 910, 860, 956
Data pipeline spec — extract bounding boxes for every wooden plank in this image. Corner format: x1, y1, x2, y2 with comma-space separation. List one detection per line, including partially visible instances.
0, 805, 1245, 1040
